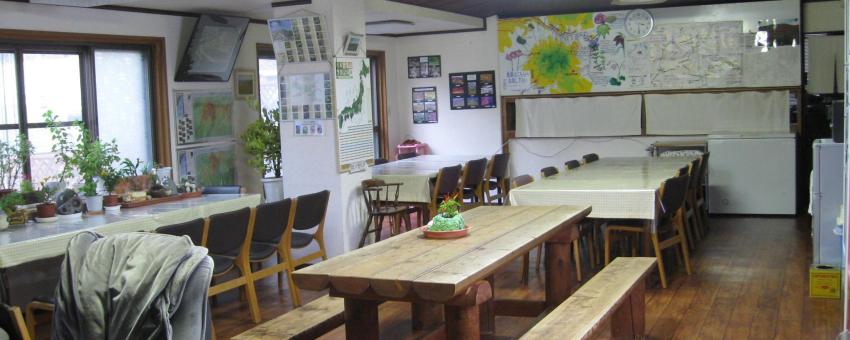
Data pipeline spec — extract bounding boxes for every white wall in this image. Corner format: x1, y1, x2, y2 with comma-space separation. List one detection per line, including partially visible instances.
0, 1, 270, 193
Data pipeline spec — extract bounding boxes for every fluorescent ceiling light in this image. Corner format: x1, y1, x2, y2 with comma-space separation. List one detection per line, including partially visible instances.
612, 0, 667, 5
29, 0, 137, 7
366, 20, 415, 26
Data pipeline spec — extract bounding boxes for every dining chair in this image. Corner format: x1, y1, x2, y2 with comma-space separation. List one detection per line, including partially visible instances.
460, 158, 488, 211
540, 166, 559, 178
247, 198, 301, 307
359, 179, 410, 247
206, 207, 261, 323
202, 185, 242, 194
398, 152, 418, 160
511, 174, 534, 188
695, 152, 710, 236
283, 190, 331, 306
682, 159, 703, 251
374, 158, 389, 165
582, 153, 600, 164
484, 153, 511, 205
428, 165, 463, 218
3, 302, 31, 340
604, 174, 692, 288
155, 218, 206, 246
565, 159, 581, 170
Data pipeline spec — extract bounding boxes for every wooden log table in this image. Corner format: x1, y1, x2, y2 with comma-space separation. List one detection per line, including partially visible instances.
292, 205, 591, 339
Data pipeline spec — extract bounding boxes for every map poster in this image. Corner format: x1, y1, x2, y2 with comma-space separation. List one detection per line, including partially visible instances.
412, 86, 438, 124
174, 90, 234, 145
268, 14, 329, 64
279, 72, 333, 121
407, 55, 441, 78
177, 144, 236, 186
449, 71, 497, 110
334, 57, 375, 172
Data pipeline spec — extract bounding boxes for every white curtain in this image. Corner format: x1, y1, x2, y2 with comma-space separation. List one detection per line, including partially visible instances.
645, 91, 789, 135
515, 95, 642, 138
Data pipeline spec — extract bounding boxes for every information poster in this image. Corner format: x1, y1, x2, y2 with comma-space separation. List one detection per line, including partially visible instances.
412, 86, 438, 124
174, 90, 234, 145
268, 15, 329, 64
334, 57, 375, 172
449, 71, 496, 110
407, 55, 441, 78
294, 120, 324, 136
279, 72, 333, 121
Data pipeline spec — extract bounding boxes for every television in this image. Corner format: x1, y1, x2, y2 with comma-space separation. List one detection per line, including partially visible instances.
175, 14, 250, 82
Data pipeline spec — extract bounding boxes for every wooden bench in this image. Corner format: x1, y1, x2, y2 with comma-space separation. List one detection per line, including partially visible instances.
233, 295, 344, 340
521, 257, 656, 340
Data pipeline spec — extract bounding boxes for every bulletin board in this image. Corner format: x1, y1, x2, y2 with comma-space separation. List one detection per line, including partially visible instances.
449, 71, 497, 110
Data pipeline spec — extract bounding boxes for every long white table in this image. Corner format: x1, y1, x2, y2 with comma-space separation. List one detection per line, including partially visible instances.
372, 155, 486, 203
509, 157, 695, 230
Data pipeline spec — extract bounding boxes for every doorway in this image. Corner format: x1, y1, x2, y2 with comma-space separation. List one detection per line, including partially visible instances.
367, 50, 389, 160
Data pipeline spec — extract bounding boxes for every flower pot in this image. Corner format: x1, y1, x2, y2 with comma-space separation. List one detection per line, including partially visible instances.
103, 194, 121, 207
262, 177, 284, 202
128, 176, 150, 191
83, 195, 104, 214
7, 210, 28, 225
0, 214, 7, 230
36, 203, 56, 218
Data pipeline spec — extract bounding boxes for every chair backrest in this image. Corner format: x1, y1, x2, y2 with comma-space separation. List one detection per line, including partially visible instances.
489, 154, 510, 179
374, 158, 389, 165
658, 174, 690, 223
205, 207, 252, 257
512, 174, 535, 188
565, 159, 581, 170
461, 158, 488, 187
156, 218, 206, 246
687, 159, 701, 191
398, 152, 418, 160
202, 186, 242, 194
361, 179, 401, 213
433, 165, 463, 197
251, 198, 294, 245
0, 303, 26, 340
540, 166, 559, 178
698, 152, 710, 184
292, 190, 330, 231
582, 153, 599, 163
677, 165, 689, 177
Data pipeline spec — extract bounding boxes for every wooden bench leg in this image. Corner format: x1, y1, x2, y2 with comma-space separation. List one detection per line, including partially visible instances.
444, 280, 492, 340
344, 298, 380, 340
611, 279, 646, 339
412, 302, 443, 331
545, 226, 577, 307
479, 275, 496, 337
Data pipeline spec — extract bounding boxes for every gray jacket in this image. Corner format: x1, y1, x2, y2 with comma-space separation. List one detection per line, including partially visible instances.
52, 231, 209, 340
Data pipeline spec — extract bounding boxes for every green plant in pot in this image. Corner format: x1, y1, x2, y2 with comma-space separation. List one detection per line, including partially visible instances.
0, 135, 32, 197
19, 179, 46, 205
35, 179, 58, 219
428, 194, 465, 231
0, 191, 25, 228
101, 168, 123, 208
241, 98, 282, 201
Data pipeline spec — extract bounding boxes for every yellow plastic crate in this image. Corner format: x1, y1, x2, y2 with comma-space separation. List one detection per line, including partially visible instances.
810, 265, 841, 299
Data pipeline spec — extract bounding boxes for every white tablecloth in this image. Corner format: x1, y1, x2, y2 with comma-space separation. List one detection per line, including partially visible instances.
372, 155, 487, 203
509, 157, 695, 230
0, 194, 261, 268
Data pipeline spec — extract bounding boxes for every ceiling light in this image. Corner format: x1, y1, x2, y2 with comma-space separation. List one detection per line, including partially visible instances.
611, 0, 667, 5
366, 20, 415, 26
29, 0, 137, 7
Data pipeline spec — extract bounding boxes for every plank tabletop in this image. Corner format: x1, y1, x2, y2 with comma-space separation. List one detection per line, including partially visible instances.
292, 205, 590, 302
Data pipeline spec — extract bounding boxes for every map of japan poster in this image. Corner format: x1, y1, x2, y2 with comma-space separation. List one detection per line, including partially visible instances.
334, 57, 375, 172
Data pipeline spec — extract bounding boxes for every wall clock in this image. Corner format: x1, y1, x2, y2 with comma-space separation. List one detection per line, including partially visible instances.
624, 8, 654, 39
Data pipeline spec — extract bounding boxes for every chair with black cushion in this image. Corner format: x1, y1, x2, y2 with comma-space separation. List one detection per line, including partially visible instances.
582, 153, 600, 164
202, 185, 242, 194
156, 218, 206, 246
695, 152, 710, 236
540, 166, 559, 178
604, 174, 693, 288
206, 207, 261, 323
428, 165, 463, 218
398, 152, 418, 160
2, 302, 31, 340
565, 159, 581, 170
511, 174, 534, 189
359, 180, 410, 247
283, 190, 331, 306
374, 158, 389, 165
460, 158, 488, 211
247, 198, 302, 306
682, 159, 703, 251
484, 154, 511, 205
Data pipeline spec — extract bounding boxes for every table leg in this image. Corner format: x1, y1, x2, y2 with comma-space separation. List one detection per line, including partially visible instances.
344, 298, 380, 340
545, 225, 577, 308
411, 302, 443, 330
642, 220, 652, 256
479, 275, 495, 338
444, 280, 492, 340
611, 278, 646, 339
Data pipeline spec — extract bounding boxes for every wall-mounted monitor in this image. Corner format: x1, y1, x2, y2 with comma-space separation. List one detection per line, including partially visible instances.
343, 33, 364, 57
175, 14, 250, 82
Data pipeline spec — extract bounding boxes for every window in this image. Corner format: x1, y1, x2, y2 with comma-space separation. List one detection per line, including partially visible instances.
0, 39, 157, 185
256, 44, 279, 113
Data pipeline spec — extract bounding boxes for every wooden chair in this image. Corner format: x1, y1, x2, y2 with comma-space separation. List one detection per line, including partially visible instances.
682, 159, 703, 251
398, 152, 418, 160
284, 190, 331, 306
155, 218, 206, 246
540, 166, 559, 178
484, 153, 510, 205
604, 174, 692, 288
247, 198, 301, 306
564, 159, 581, 170
202, 185, 243, 194
206, 207, 262, 323
460, 158, 488, 211
359, 179, 410, 247
695, 152, 710, 236
1, 303, 31, 340
23, 297, 51, 340
428, 165, 463, 218
511, 174, 534, 188
582, 153, 600, 164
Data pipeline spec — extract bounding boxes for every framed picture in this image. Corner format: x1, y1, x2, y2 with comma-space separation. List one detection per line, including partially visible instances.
412, 86, 438, 124
233, 70, 256, 99
449, 70, 496, 110
175, 14, 250, 82
343, 33, 364, 56
408, 55, 441, 78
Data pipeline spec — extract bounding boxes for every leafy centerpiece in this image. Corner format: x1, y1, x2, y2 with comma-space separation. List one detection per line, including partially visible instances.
423, 195, 468, 239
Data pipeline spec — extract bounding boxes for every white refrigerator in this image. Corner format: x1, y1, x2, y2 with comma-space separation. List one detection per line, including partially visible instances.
707, 133, 796, 215
811, 139, 844, 266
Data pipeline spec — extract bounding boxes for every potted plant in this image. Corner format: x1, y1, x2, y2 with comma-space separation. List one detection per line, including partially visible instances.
422, 194, 468, 239
19, 179, 46, 206
0, 192, 25, 228
0, 135, 32, 198
241, 98, 282, 201
35, 180, 58, 221
101, 165, 123, 209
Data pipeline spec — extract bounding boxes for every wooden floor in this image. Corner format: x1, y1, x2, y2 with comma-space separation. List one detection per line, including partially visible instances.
213, 216, 843, 339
